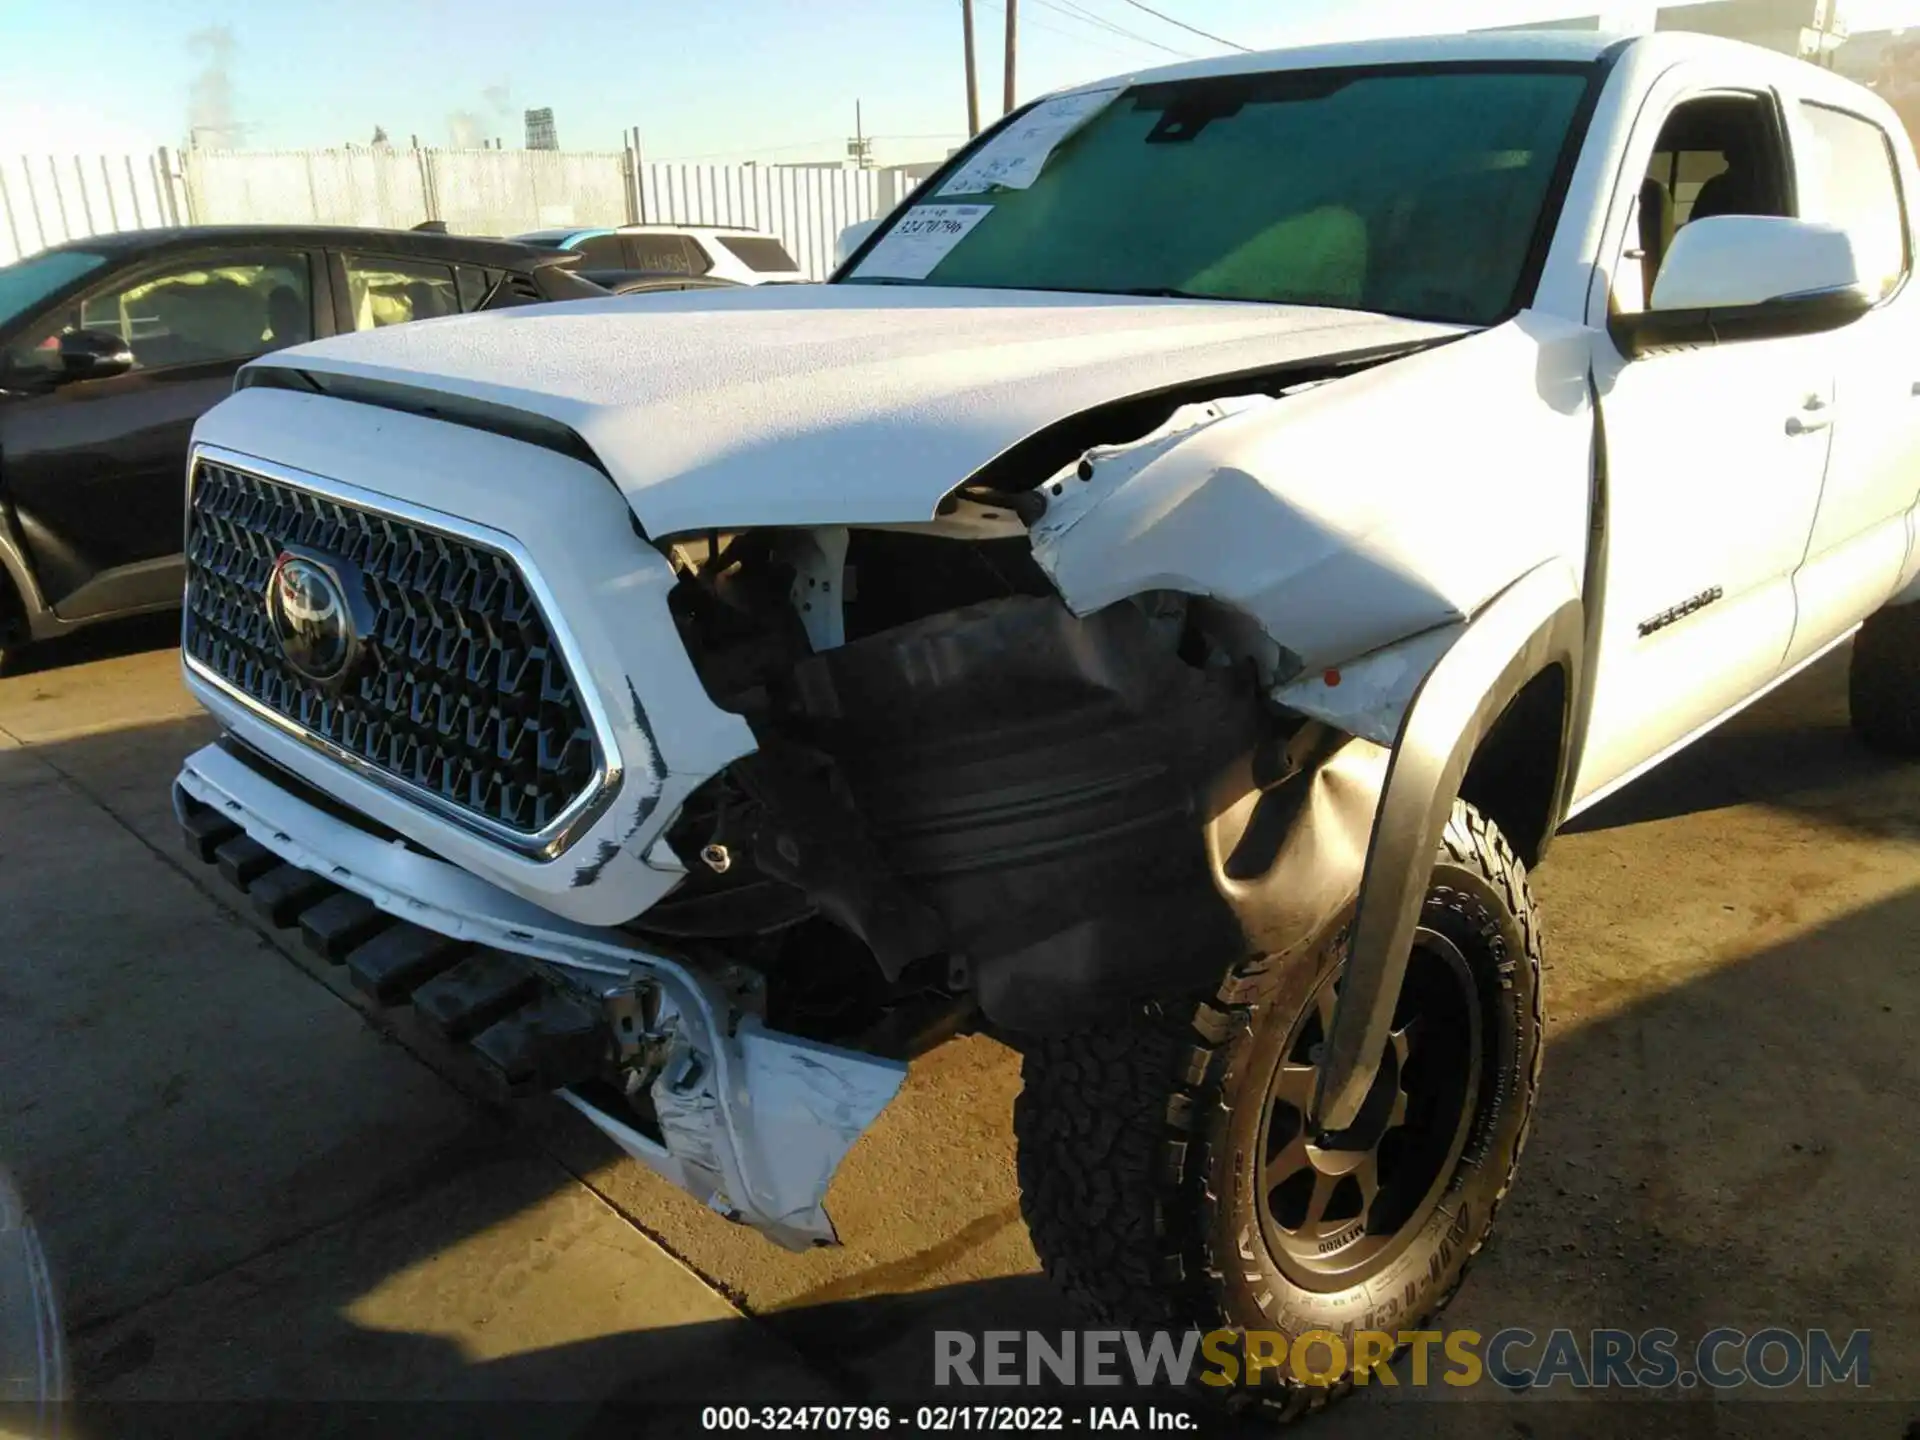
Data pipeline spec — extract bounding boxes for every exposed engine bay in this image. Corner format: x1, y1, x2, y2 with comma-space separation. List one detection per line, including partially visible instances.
630, 369, 1407, 1062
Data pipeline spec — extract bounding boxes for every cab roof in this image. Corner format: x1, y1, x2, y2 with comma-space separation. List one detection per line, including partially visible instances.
1058, 28, 1847, 93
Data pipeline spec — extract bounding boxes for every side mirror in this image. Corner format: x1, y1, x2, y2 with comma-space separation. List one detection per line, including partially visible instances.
834, 219, 881, 270
55, 329, 135, 383
1611, 217, 1872, 358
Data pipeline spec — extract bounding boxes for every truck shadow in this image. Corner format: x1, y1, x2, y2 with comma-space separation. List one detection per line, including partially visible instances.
0, 610, 180, 677
1563, 642, 1918, 840
53, 882, 1920, 1439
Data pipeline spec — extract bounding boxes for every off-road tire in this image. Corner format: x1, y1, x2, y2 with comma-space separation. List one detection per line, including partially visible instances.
1849, 604, 1920, 756
1014, 799, 1543, 1423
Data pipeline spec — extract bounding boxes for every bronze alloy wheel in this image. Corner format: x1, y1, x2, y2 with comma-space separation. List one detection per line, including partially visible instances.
1255, 929, 1482, 1290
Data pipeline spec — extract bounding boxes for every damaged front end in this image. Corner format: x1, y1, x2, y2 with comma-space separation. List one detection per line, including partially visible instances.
634, 351, 1429, 1045
175, 317, 1582, 1248
174, 533, 1381, 1249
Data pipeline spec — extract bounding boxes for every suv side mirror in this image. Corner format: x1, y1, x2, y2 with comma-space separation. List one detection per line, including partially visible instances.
1612, 216, 1873, 358
55, 328, 135, 383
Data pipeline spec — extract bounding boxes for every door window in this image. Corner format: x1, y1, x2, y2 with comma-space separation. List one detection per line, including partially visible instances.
4, 254, 311, 375
1615, 94, 1792, 314
570, 234, 626, 269
342, 255, 460, 330
454, 265, 494, 311
1795, 102, 1909, 301
715, 234, 799, 273
621, 233, 711, 276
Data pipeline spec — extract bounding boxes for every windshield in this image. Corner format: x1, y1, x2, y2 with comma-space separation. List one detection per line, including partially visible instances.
842, 64, 1595, 325
0, 250, 108, 331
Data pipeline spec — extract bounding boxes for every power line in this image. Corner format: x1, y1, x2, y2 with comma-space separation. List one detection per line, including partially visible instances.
1112, 0, 1250, 51
973, 0, 1158, 62
1035, 0, 1192, 56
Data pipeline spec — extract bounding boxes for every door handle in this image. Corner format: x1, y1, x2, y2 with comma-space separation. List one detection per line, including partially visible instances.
1787, 394, 1833, 435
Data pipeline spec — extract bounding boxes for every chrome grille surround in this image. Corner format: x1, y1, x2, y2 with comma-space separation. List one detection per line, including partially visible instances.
181, 446, 623, 859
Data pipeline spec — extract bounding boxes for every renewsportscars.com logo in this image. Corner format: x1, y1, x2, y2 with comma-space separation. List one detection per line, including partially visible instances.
934, 1327, 1871, 1392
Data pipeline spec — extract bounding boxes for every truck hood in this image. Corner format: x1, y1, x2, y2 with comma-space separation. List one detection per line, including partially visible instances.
250, 285, 1464, 536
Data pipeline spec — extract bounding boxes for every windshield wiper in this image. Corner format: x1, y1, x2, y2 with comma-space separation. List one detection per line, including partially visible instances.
1119, 286, 1245, 302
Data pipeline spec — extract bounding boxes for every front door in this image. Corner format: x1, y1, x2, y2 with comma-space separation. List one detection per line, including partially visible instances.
0, 249, 315, 617
1574, 81, 1833, 805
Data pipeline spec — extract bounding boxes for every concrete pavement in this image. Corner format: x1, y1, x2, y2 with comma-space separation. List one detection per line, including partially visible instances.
0, 615, 1915, 1436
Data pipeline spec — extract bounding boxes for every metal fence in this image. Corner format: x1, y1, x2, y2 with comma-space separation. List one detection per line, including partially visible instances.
0, 152, 185, 265
2, 145, 916, 279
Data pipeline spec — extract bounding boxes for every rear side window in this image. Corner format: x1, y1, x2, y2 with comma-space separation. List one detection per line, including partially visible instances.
621, 234, 712, 276
342, 255, 460, 330
571, 234, 626, 269
1796, 102, 1909, 301
715, 234, 800, 272
455, 265, 493, 311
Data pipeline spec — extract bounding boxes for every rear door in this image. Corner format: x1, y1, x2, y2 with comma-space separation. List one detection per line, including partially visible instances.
0, 248, 317, 616
1780, 92, 1920, 664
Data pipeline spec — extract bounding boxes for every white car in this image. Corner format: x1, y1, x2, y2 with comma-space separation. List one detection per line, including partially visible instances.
173, 30, 1918, 1417
511, 223, 805, 285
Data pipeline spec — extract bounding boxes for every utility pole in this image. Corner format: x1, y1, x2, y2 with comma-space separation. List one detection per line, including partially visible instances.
1003, 0, 1018, 114
961, 0, 981, 136
848, 100, 873, 169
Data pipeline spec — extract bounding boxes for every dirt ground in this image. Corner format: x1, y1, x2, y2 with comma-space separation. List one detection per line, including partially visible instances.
0, 613, 1914, 1438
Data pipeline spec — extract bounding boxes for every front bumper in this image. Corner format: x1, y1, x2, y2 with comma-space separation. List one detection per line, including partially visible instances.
182, 390, 761, 928
174, 740, 905, 1250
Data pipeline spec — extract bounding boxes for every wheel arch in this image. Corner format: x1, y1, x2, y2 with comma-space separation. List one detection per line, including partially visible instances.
1458, 660, 1571, 871
1313, 559, 1586, 1132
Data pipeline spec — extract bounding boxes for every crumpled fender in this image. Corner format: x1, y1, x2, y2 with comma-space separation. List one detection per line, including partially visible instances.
1030, 314, 1594, 687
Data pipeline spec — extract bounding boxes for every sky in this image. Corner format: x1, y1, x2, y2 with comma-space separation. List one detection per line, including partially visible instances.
3, 0, 1920, 167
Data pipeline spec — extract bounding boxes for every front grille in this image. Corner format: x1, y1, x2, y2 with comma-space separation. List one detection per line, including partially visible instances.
184, 458, 600, 839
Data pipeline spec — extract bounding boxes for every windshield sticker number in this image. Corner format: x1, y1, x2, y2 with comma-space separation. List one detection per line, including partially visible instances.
852, 204, 993, 280
937, 87, 1124, 196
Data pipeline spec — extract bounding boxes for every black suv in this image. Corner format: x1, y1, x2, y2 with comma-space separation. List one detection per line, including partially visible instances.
0, 225, 601, 669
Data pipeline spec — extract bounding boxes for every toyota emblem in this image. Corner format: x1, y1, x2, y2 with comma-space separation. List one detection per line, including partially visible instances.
265, 552, 362, 686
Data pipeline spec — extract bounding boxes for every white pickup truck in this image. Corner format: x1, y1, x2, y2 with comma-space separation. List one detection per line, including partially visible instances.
172, 29, 1919, 1415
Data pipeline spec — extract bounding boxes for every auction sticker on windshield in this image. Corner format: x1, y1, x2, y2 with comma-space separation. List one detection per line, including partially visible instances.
852, 204, 993, 280
938, 87, 1124, 195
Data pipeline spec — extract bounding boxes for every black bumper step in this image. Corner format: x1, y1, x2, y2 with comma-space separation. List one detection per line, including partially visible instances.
413, 952, 543, 1042
250, 865, 338, 928
214, 834, 278, 888
299, 892, 392, 962
178, 788, 609, 1099
472, 991, 607, 1096
346, 924, 471, 1004
182, 806, 242, 862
